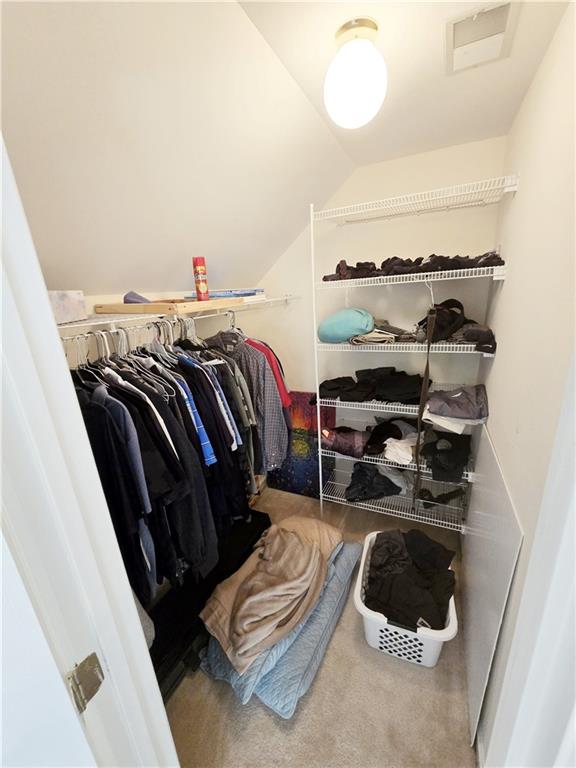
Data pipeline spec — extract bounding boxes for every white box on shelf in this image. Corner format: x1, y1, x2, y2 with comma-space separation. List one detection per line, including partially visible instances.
48, 291, 88, 325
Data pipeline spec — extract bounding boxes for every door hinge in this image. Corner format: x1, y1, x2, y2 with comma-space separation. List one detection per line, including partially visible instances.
66, 652, 104, 713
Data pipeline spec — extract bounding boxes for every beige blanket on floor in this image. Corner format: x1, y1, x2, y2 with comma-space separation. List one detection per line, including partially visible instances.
200, 516, 342, 674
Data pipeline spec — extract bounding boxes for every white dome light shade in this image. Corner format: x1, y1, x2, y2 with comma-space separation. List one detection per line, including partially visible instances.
323, 38, 388, 130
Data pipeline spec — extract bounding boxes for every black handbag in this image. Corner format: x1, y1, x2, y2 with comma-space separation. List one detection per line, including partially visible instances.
416, 299, 470, 342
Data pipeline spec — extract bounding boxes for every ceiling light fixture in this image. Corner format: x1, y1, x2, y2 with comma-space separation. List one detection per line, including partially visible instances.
323, 18, 387, 130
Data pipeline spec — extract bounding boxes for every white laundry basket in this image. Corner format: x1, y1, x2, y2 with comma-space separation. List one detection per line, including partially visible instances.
354, 531, 458, 668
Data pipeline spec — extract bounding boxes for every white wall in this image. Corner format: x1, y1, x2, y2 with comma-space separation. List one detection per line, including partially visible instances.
1, 2, 352, 294
253, 136, 507, 393
2, 534, 95, 768
477, 6, 575, 762
494, 365, 574, 767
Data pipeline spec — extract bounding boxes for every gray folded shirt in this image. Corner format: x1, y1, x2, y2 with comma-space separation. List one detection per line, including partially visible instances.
427, 384, 489, 421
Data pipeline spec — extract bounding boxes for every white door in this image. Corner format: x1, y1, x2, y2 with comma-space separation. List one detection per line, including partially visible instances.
2, 140, 179, 767
2, 533, 95, 767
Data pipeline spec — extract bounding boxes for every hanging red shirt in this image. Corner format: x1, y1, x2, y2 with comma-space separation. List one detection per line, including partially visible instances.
245, 338, 292, 408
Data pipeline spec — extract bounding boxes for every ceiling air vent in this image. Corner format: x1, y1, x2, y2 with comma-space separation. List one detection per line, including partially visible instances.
446, 3, 520, 74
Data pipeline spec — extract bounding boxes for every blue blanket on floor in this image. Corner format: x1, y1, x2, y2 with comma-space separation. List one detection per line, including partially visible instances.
200, 541, 361, 719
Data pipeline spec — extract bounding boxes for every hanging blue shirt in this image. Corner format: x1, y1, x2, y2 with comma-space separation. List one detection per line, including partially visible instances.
172, 371, 217, 467
178, 355, 243, 450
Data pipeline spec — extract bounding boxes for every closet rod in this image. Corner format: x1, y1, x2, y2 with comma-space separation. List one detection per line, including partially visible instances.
60, 321, 175, 343
59, 312, 234, 343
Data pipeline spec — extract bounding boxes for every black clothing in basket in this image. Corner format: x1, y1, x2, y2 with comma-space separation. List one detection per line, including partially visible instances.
365, 530, 455, 631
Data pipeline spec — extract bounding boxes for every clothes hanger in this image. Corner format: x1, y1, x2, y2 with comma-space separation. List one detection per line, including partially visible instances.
95, 329, 113, 365
110, 327, 129, 361
127, 322, 179, 398
70, 335, 91, 386
147, 320, 178, 365
171, 318, 201, 359
187, 317, 203, 345
227, 310, 248, 340
163, 319, 183, 363
83, 332, 106, 378
105, 326, 167, 397
109, 326, 134, 369
73, 332, 107, 386
172, 316, 185, 344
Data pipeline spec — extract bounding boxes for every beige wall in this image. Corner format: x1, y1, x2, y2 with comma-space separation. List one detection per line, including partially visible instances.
2, 2, 352, 294
253, 136, 507, 393
478, 6, 574, 762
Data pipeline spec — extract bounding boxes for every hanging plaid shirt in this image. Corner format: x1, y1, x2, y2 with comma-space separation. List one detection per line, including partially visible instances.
205, 331, 289, 472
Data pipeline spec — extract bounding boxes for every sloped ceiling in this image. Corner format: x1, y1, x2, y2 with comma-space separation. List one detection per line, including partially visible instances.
1, 2, 353, 293
242, 1, 567, 166
2, 2, 565, 295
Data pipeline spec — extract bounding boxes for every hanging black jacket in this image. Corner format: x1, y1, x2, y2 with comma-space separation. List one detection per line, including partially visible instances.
115, 369, 219, 579
77, 390, 153, 605
176, 361, 251, 528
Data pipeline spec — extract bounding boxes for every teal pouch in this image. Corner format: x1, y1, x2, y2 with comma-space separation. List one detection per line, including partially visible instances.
317, 308, 374, 343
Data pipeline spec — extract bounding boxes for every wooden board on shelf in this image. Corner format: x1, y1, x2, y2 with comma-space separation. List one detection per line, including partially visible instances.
93, 297, 244, 315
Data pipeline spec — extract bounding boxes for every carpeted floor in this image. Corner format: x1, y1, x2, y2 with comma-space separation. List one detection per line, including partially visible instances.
166, 488, 476, 768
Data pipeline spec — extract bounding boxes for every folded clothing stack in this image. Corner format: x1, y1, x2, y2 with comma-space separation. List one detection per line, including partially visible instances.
345, 463, 413, 502
322, 251, 504, 281
322, 416, 472, 483
364, 529, 456, 631
424, 385, 489, 434
321, 418, 418, 467
315, 367, 428, 406
349, 321, 416, 345
200, 516, 361, 718
449, 323, 497, 354
421, 433, 471, 482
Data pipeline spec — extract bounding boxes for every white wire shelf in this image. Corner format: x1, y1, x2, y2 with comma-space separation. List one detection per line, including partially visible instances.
316, 264, 506, 289
322, 471, 466, 531
321, 449, 474, 483
317, 342, 492, 356
318, 384, 458, 417
319, 397, 419, 416
57, 295, 297, 332
314, 175, 519, 224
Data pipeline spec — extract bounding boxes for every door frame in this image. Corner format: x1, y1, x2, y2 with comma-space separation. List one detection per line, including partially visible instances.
2, 140, 179, 766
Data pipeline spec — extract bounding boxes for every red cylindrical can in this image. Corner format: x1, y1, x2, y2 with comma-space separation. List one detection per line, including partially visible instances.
192, 257, 209, 301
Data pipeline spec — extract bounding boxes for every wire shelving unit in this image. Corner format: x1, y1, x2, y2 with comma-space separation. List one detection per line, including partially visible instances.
310, 175, 517, 531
